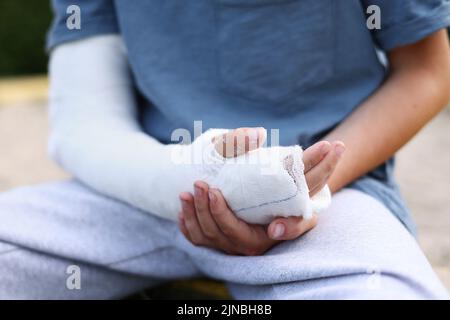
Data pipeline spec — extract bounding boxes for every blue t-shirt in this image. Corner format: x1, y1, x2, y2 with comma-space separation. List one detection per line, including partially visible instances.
47, 0, 450, 235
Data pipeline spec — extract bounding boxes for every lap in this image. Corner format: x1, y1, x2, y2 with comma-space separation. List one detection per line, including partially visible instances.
0, 245, 157, 299
181, 189, 448, 299
0, 180, 447, 299
0, 180, 198, 278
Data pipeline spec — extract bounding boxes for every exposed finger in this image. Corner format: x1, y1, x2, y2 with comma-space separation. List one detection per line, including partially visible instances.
209, 188, 273, 254
306, 141, 345, 197
208, 188, 250, 240
179, 192, 206, 246
213, 127, 266, 158
268, 214, 318, 240
209, 188, 276, 252
193, 181, 222, 240
178, 212, 191, 241
302, 141, 331, 173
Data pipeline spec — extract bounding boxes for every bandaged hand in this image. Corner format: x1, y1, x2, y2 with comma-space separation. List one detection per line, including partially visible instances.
178, 128, 345, 255
179, 128, 333, 224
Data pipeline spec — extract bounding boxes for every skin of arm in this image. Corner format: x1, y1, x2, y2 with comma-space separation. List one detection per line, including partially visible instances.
326, 30, 450, 192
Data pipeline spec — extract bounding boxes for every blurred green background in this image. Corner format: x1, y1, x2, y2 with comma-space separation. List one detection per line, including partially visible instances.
0, 0, 52, 76
0, 1, 449, 77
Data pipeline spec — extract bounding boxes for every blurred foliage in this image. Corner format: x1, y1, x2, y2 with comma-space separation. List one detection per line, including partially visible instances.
0, 1, 52, 76
0, 1, 448, 77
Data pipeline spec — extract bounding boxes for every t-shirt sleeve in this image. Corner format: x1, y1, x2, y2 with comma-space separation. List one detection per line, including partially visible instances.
46, 0, 119, 51
361, 0, 450, 51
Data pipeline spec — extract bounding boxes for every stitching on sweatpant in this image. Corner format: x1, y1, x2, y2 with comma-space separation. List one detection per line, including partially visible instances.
0, 248, 21, 256
106, 246, 175, 266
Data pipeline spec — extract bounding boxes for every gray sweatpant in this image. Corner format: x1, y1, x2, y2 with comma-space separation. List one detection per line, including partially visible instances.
0, 180, 448, 299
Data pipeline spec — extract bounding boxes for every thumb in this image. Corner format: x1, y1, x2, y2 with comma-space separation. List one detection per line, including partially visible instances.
213, 127, 266, 158
267, 215, 318, 240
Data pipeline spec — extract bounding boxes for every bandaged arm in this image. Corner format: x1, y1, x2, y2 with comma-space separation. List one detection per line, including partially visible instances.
49, 35, 193, 221
49, 35, 330, 224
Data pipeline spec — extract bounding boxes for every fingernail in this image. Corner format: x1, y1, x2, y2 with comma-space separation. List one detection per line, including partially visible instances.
248, 129, 259, 146
272, 223, 285, 239
194, 185, 203, 197
181, 199, 189, 211
208, 190, 216, 203
335, 144, 345, 156
321, 142, 331, 154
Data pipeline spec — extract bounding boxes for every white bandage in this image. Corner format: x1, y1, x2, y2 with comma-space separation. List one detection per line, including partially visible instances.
49, 35, 331, 225
177, 129, 331, 224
